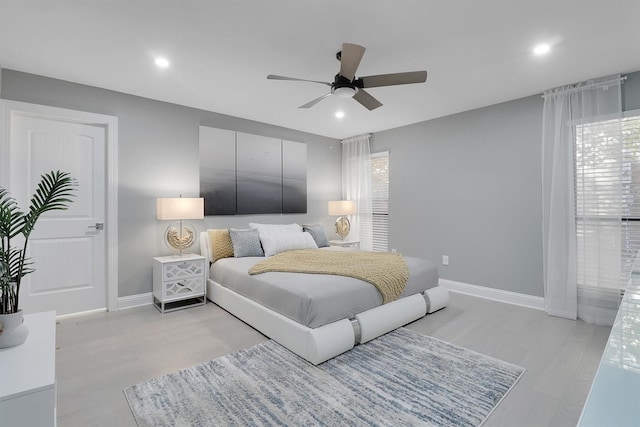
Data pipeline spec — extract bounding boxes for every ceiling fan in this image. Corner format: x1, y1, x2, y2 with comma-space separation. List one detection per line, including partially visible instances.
267, 43, 427, 111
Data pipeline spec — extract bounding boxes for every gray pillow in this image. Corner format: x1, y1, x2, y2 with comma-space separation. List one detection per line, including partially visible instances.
229, 228, 264, 257
303, 224, 330, 248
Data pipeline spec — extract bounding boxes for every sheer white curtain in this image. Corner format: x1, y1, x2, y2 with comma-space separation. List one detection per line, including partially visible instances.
342, 134, 373, 251
542, 75, 623, 325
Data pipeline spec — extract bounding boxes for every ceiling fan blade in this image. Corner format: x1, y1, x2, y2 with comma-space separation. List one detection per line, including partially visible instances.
358, 70, 427, 88
339, 43, 366, 81
267, 74, 331, 86
353, 89, 382, 111
299, 93, 332, 109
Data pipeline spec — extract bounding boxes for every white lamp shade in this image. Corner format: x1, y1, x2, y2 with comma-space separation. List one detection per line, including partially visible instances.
157, 197, 204, 220
328, 200, 357, 216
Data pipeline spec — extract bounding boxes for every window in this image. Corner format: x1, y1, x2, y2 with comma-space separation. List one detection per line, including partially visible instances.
575, 113, 640, 290
371, 151, 389, 252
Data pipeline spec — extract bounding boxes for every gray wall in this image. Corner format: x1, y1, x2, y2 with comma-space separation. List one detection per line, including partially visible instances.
371, 95, 544, 296
1, 69, 341, 298
3, 68, 639, 301
371, 71, 640, 298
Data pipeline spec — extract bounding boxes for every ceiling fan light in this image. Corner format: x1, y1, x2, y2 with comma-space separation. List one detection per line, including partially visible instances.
333, 86, 357, 98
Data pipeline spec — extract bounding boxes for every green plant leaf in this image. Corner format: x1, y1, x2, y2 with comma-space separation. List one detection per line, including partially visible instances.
0, 189, 26, 239
22, 171, 77, 238
0, 170, 76, 313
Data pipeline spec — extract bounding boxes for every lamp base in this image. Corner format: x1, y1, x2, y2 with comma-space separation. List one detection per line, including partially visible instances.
165, 221, 196, 253
335, 216, 351, 240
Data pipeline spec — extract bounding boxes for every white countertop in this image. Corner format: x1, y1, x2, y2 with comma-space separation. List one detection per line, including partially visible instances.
578, 279, 640, 426
0, 311, 56, 400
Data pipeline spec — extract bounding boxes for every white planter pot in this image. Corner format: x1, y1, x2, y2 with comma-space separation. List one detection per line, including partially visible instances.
0, 310, 29, 348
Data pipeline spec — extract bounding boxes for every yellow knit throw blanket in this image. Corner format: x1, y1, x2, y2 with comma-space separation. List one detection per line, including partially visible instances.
248, 249, 409, 304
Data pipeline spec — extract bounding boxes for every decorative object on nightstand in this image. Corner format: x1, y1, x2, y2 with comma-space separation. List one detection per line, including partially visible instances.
329, 239, 360, 249
153, 254, 206, 313
157, 196, 204, 254
328, 200, 357, 240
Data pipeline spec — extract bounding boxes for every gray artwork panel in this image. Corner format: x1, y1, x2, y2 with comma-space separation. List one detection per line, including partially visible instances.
199, 127, 236, 215
282, 140, 307, 213
236, 132, 283, 214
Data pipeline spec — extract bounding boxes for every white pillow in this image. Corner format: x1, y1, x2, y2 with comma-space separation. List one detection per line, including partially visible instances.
249, 223, 317, 256
249, 223, 302, 234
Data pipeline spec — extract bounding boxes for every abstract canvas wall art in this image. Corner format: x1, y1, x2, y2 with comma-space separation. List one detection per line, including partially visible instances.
199, 127, 236, 215
282, 140, 307, 214
199, 126, 307, 215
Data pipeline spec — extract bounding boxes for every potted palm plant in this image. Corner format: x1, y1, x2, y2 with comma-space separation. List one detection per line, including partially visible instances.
0, 171, 76, 348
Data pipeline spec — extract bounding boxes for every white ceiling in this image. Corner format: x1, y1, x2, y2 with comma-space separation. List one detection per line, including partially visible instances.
1, 0, 639, 139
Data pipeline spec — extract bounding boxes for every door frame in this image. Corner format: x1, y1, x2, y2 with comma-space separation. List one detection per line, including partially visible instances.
0, 99, 119, 312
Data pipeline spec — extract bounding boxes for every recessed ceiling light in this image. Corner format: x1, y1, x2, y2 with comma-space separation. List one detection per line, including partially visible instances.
335, 111, 345, 119
155, 57, 170, 68
533, 44, 551, 55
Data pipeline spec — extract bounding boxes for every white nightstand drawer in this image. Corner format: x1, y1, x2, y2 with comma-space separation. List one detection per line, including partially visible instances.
162, 277, 204, 300
162, 258, 205, 281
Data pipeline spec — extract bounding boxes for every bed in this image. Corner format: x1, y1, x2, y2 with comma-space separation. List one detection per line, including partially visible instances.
199, 225, 449, 364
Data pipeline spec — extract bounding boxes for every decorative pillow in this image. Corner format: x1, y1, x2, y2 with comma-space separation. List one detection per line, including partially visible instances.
249, 222, 303, 234
249, 223, 317, 256
303, 224, 330, 248
229, 228, 264, 257
207, 229, 234, 262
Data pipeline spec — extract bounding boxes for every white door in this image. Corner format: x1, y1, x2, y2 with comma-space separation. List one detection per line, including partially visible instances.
9, 115, 107, 315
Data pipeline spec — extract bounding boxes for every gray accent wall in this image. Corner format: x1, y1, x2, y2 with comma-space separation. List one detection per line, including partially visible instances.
0, 69, 341, 298
371, 71, 640, 298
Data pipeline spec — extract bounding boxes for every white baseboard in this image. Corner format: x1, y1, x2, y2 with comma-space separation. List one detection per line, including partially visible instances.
118, 292, 153, 310
439, 279, 545, 311
115, 283, 544, 313
56, 308, 106, 320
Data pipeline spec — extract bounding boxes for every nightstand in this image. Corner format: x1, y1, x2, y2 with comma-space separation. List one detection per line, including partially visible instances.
329, 239, 360, 249
153, 254, 206, 313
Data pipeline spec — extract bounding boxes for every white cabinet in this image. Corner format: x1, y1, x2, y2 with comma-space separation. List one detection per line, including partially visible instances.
153, 254, 206, 313
0, 311, 56, 427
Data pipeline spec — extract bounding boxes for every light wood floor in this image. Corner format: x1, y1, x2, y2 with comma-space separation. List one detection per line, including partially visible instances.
55, 292, 611, 427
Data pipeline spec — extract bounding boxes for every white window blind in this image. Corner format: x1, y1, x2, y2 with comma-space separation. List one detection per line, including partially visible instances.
575, 114, 640, 289
371, 152, 389, 252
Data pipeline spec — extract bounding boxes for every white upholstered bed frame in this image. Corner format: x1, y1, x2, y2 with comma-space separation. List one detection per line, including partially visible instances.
200, 232, 449, 364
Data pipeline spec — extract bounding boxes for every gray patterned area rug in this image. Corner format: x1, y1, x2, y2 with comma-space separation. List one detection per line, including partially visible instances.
124, 328, 525, 426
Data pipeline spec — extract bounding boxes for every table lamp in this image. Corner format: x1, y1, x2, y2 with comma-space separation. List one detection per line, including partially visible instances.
328, 200, 357, 240
157, 197, 204, 254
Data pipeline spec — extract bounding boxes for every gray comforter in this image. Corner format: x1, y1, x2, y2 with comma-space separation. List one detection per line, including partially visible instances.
210, 250, 438, 329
